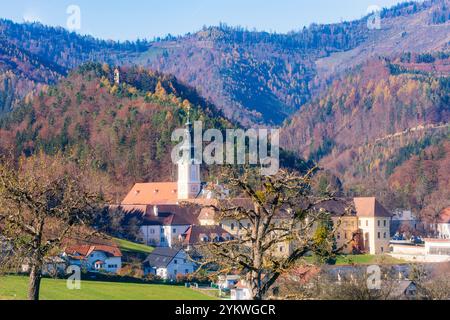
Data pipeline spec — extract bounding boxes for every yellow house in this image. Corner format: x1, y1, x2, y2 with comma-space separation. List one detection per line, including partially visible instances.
355, 197, 392, 255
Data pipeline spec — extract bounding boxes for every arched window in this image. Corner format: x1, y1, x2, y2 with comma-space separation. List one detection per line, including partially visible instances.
231, 223, 235, 231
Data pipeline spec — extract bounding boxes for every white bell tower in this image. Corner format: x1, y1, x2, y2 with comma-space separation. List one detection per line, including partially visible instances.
177, 113, 201, 200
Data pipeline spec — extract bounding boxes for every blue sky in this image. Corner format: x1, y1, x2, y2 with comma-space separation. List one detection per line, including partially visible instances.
1, 0, 411, 41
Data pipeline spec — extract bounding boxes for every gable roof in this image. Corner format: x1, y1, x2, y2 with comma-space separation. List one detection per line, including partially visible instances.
182, 225, 232, 245
144, 247, 182, 268
65, 244, 122, 258
439, 208, 450, 223
354, 197, 392, 218
115, 204, 199, 226
122, 182, 179, 205
142, 205, 199, 226
313, 199, 356, 217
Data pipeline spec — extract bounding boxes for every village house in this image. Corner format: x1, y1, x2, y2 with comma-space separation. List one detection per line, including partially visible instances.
391, 209, 422, 237
437, 207, 450, 239
355, 197, 392, 255
63, 244, 122, 274
143, 247, 196, 280
180, 225, 232, 251
230, 279, 252, 300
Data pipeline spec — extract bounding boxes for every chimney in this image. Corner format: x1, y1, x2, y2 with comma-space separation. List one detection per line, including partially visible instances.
153, 205, 159, 217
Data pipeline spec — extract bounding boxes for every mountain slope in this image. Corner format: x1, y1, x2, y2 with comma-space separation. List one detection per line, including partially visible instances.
0, 19, 146, 115
0, 63, 231, 200
1, 1, 448, 125
281, 54, 450, 189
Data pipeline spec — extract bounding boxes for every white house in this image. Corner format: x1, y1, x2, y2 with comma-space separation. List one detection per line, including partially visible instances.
143, 247, 196, 280
437, 208, 450, 239
64, 244, 122, 274
231, 280, 252, 300
217, 275, 241, 290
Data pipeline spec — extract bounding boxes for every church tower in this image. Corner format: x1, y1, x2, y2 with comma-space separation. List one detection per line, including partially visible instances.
177, 111, 201, 200
114, 67, 120, 85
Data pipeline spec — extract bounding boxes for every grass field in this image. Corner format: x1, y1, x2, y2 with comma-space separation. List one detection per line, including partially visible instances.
0, 276, 215, 300
303, 254, 406, 266
334, 254, 405, 265
113, 238, 154, 255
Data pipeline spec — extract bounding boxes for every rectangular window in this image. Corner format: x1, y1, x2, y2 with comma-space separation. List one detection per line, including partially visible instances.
384, 232, 387, 239
378, 220, 380, 227
174, 259, 177, 264
384, 220, 387, 227
173, 228, 177, 233
185, 269, 189, 274
366, 220, 369, 227
378, 232, 381, 239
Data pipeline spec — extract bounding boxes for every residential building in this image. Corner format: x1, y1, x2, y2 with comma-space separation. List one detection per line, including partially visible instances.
437, 208, 450, 239
63, 244, 122, 274
217, 275, 241, 290
355, 197, 392, 255
391, 210, 421, 236
143, 247, 196, 280
180, 225, 232, 251
231, 280, 252, 300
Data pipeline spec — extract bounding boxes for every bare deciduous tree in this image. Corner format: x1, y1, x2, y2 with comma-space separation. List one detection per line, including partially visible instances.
0, 152, 104, 300
194, 166, 343, 300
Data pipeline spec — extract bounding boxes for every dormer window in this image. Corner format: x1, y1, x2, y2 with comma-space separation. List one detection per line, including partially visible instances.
154, 189, 159, 194
135, 190, 140, 196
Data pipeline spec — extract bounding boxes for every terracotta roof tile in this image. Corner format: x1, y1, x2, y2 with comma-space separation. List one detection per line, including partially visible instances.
439, 208, 450, 223
354, 197, 392, 218
65, 244, 122, 258
122, 183, 179, 205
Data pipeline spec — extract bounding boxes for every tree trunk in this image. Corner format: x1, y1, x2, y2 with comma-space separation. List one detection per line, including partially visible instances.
251, 270, 263, 300
28, 264, 42, 301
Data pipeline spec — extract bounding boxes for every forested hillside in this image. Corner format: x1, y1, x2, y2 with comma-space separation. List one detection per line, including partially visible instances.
389, 140, 450, 222
1, 1, 448, 124
282, 53, 449, 197
0, 63, 230, 201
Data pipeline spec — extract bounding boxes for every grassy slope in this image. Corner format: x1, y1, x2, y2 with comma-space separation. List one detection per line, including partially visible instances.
113, 238, 154, 255
0, 276, 214, 300
303, 254, 406, 266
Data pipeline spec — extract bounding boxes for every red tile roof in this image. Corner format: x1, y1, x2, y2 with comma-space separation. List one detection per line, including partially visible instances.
121, 182, 179, 205
439, 208, 450, 223
354, 197, 392, 218
65, 244, 122, 258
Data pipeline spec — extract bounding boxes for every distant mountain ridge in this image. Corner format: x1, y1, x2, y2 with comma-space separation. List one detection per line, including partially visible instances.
0, 0, 448, 124
281, 54, 449, 194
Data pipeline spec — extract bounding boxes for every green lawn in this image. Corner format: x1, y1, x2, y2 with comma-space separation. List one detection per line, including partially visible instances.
303, 254, 406, 266
0, 276, 215, 300
113, 238, 154, 255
